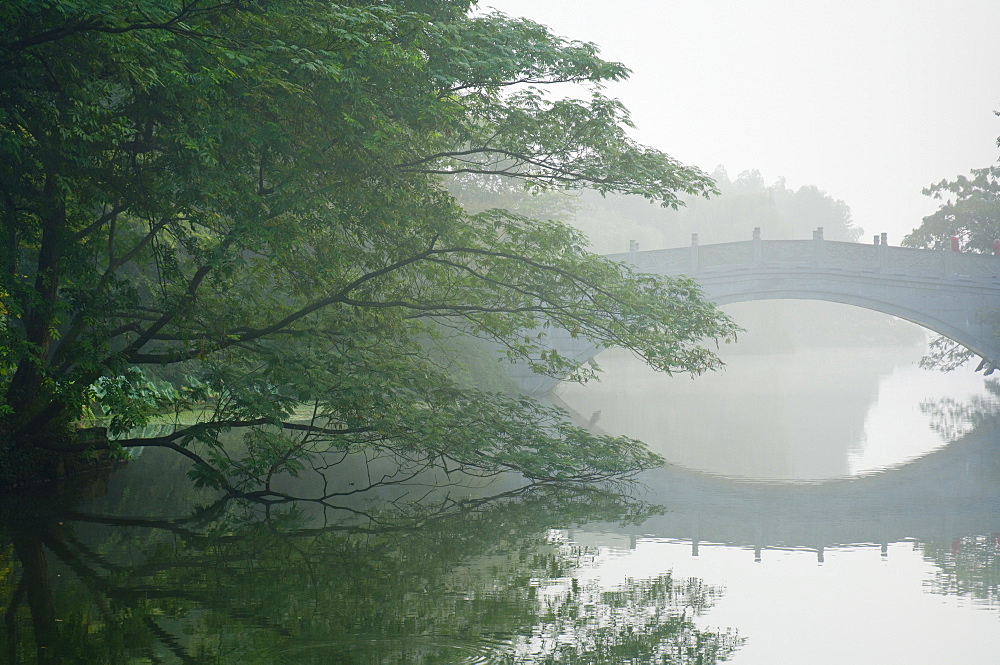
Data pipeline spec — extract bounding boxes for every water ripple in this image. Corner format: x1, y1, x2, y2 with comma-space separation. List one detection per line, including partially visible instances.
268, 634, 513, 664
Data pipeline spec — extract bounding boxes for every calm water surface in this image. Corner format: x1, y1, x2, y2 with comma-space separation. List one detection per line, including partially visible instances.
556, 344, 989, 480
3, 342, 1000, 663
556, 341, 1000, 663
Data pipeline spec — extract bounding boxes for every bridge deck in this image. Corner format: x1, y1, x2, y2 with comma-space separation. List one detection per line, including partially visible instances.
608, 238, 1000, 282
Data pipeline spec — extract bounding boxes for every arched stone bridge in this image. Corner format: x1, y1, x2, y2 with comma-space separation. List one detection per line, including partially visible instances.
509, 230, 1000, 394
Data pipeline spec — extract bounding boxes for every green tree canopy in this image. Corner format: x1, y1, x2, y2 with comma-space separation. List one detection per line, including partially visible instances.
902, 157, 1000, 371
903, 165, 1000, 253
0, 0, 737, 487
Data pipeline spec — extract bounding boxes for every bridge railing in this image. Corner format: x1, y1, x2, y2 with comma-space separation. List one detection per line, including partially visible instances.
823, 241, 880, 269
884, 245, 942, 275
760, 239, 814, 266
620, 247, 689, 273
700, 241, 755, 268
612, 234, 1000, 281
951, 251, 1000, 279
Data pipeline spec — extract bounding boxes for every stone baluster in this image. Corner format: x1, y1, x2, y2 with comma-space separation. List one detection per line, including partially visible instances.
752, 227, 762, 268
812, 227, 825, 268
944, 245, 955, 276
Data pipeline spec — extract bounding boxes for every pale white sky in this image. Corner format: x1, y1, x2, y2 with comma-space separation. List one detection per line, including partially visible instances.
485, 0, 1000, 243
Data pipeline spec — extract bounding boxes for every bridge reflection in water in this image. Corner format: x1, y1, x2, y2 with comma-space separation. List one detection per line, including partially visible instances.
564, 424, 1000, 664
509, 229, 1000, 395
559, 404, 1000, 564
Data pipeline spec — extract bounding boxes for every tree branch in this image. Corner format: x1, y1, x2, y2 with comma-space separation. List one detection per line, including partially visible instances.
125, 235, 441, 363
2, 2, 240, 59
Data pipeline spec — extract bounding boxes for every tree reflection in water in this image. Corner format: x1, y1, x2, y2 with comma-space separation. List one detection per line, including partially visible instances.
916, 387, 1000, 613
0, 455, 743, 664
920, 378, 1000, 443
920, 534, 1000, 609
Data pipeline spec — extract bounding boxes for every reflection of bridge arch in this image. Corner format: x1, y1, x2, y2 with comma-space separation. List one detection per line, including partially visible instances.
603, 417, 1000, 558
509, 234, 1000, 394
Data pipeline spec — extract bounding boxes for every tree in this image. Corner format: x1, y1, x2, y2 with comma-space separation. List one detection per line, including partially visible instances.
0, 1, 738, 487
903, 166, 1000, 253
902, 162, 1000, 370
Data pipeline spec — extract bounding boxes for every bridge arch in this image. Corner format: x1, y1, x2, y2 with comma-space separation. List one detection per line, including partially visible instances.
700, 280, 996, 364
508, 236, 1000, 395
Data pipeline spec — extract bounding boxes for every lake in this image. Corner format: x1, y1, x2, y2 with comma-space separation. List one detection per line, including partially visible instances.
2, 334, 999, 663
554, 341, 1000, 664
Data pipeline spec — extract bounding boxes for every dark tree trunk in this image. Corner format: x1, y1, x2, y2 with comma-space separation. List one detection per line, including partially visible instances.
5, 178, 66, 434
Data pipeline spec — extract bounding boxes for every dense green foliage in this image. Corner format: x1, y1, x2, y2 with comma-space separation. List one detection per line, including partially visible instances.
903, 166, 1000, 254
0, 0, 738, 487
